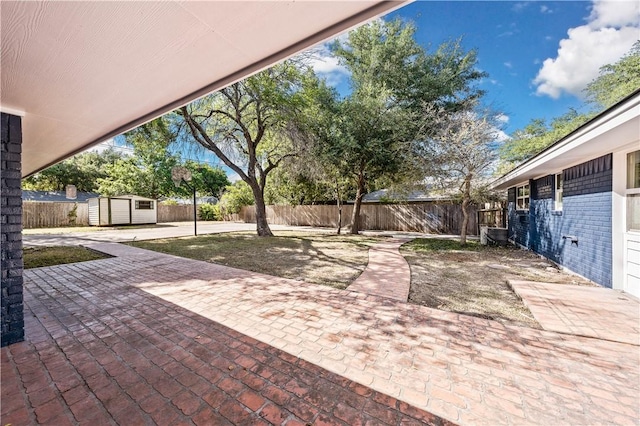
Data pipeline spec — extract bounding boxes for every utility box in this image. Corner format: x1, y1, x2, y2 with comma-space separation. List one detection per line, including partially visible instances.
486, 227, 508, 245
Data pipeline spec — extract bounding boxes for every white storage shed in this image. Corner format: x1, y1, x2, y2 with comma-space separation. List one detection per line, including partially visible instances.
88, 195, 157, 226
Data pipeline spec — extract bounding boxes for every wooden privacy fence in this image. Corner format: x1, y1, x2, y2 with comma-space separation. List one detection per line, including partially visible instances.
23, 202, 197, 228
238, 202, 478, 235
23, 202, 89, 228
157, 204, 193, 223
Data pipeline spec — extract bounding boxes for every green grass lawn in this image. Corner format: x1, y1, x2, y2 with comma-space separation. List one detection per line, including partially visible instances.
129, 231, 381, 289
24, 246, 111, 269
22, 224, 172, 235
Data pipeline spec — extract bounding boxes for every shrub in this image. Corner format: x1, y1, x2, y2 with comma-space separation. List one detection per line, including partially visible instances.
198, 203, 221, 221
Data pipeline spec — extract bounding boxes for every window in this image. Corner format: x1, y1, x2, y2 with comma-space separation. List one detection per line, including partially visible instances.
627, 151, 640, 231
135, 200, 154, 210
628, 151, 640, 189
554, 173, 563, 211
516, 184, 529, 210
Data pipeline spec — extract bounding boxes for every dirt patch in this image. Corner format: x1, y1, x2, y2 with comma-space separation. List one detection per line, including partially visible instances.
130, 231, 381, 289
402, 238, 595, 328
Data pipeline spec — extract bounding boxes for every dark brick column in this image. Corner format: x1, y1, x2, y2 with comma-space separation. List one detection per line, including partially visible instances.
1, 112, 24, 347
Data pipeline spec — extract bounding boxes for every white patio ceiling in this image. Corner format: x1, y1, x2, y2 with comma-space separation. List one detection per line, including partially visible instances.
1, 1, 407, 177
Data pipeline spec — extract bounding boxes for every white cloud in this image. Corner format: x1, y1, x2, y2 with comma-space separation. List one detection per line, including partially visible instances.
496, 114, 509, 124
504, 61, 513, 69
540, 5, 553, 14
533, 0, 639, 99
512, 2, 529, 13
306, 33, 351, 87
588, 0, 640, 28
227, 171, 241, 183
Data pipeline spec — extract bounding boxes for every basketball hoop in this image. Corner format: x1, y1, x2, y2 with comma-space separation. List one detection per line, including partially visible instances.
171, 166, 192, 187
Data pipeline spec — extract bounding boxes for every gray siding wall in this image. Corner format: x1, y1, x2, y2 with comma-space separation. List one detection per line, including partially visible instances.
1, 113, 24, 347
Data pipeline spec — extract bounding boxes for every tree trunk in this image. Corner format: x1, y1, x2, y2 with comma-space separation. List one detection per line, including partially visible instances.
250, 183, 273, 237
460, 175, 472, 245
350, 170, 365, 234
335, 177, 342, 235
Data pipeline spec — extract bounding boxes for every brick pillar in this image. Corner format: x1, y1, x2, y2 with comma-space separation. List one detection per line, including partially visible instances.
1, 112, 24, 347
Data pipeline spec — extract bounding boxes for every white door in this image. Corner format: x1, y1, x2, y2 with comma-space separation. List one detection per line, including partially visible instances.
624, 150, 640, 298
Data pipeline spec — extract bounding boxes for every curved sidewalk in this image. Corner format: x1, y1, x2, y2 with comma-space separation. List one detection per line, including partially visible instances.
4, 242, 636, 425
347, 238, 413, 301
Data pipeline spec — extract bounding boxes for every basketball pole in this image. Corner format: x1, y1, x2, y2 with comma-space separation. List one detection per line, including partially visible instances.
182, 178, 197, 237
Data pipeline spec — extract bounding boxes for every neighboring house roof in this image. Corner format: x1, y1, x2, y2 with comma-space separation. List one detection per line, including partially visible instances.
492, 89, 640, 190
161, 197, 219, 205
22, 190, 98, 203
90, 195, 156, 201
1, 1, 407, 177
362, 189, 452, 203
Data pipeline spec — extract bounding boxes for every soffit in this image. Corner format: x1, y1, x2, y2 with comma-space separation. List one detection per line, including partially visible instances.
1, 1, 407, 176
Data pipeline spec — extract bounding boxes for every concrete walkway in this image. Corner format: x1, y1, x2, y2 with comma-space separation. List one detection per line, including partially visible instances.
347, 238, 413, 301
3, 242, 637, 425
23, 222, 334, 247
510, 280, 640, 345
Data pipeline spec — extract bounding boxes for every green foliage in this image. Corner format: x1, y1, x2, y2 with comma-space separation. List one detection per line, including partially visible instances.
67, 203, 78, 226
97, 117, 181, 198
161, 199, 179, 206
499, 42, 640, 172
219, 181, 255, 214
183, 161, 230, 197
585, 41, 640, 109
498, 110, 593, 172
315, 19, 485, 233
198, 203, 221, 221
24, 246, 109, 269
22, 148, 124, 192
404, 238, 482, 252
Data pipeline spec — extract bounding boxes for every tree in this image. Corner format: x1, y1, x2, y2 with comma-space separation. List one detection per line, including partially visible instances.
421, 104, 498, 244
326, 19, 485, 234
183, 161, 230, 198
97, 117, 180, 198
179, 61, 324, 236
498, 109, 592, 172
23, 148, 123, 192
219, 181, 255, 214
585, 41, 640, 109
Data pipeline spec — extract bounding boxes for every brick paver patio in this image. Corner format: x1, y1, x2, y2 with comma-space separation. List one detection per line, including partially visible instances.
0, 253, 450, 425
509, 279, 640, 345
3, 242, 637, 425
347, 238, 413, 301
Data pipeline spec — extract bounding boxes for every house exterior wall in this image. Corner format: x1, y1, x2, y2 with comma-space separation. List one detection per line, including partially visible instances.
1, 113, 24, 347
507, 186, 530, 247
508, 154, 613, 287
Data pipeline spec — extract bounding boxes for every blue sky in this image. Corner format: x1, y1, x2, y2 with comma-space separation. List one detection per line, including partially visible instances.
312, 0, 640, 134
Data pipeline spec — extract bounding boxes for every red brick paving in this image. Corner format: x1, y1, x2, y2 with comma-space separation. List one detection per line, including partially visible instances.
1, 256, 452, 426
86, 242, 639, 425
509, 279, 640, 345
3, 241, 639, 425
347, 238, 413, 301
